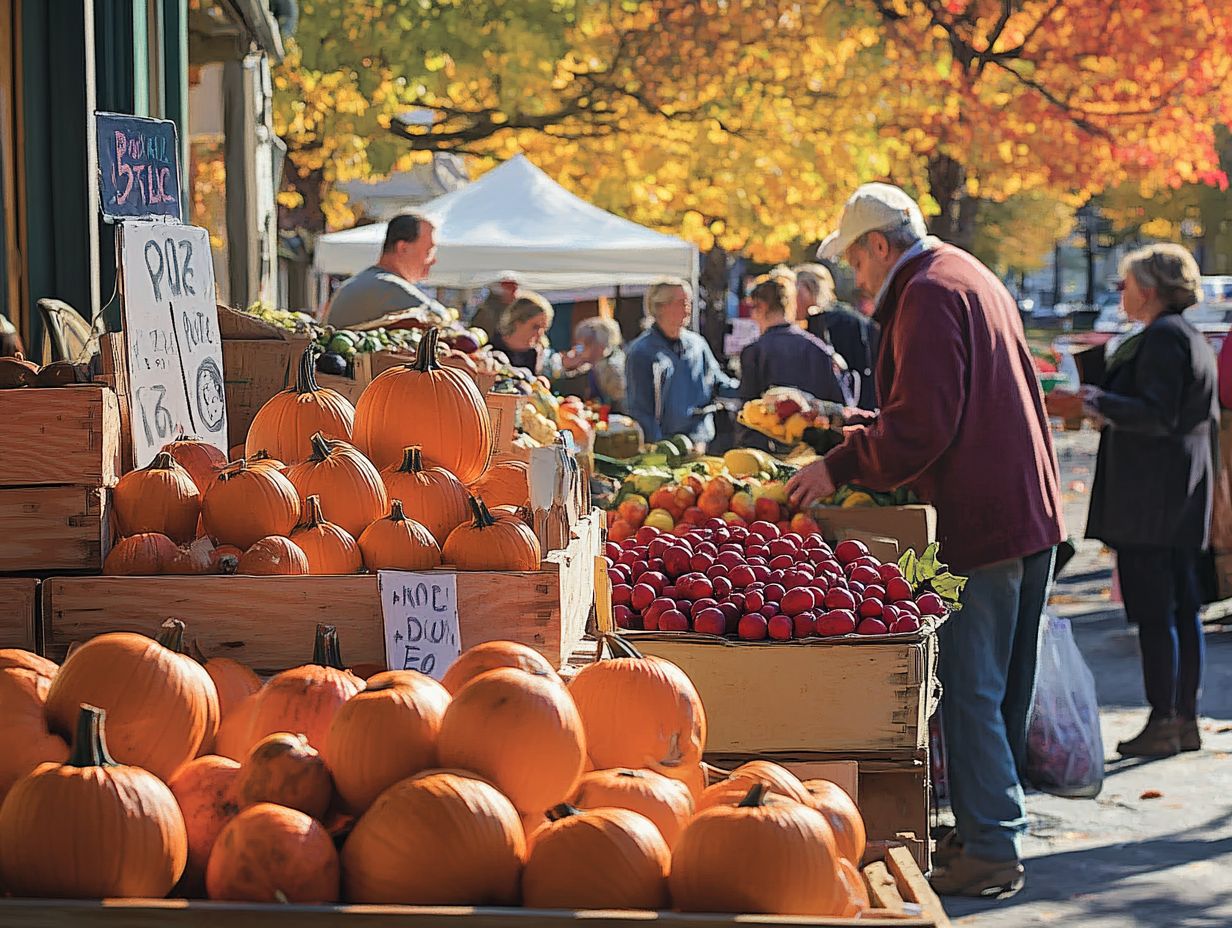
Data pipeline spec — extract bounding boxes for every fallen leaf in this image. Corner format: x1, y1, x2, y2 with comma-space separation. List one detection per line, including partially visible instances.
1140, 789, 1163, 800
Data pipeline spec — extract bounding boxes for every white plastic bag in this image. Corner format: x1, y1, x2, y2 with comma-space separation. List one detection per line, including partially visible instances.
1026, 614, 1105, 798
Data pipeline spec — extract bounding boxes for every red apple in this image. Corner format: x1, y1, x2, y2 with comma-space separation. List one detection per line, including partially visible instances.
858, 598, 884, 619
693, 608, 727, 636
917, 592, 947, 616
659, 609, 689, 632
781, 587, 816, 616
613, 604, 637, 629
767, 614, 793, 640
885, 577, 914, 602
738, 613, 769, 641
792, 612, 817, 637
834, 539, 869, 565
856, 617, 890, 636
825, 588, 858, 611
816, 609, 857, 636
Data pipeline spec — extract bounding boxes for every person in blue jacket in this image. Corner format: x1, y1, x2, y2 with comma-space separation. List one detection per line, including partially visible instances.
625, 279, 736, 447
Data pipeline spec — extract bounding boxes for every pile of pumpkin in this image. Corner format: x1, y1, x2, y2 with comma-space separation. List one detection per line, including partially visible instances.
105, 330, 540, 577
0, 627, 870, 916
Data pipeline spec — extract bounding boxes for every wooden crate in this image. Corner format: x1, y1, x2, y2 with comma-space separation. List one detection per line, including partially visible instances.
0, 578, 38, 650
0, 387, 121, 487
0, 486, 110, 574
0, 844, 949, 927
42, 511, 602, 673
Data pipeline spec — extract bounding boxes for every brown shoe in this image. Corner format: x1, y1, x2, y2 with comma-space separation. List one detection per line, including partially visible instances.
929, 849, 1025, 899
1117, 717, 1180, 758
1179, 719, 1202, 753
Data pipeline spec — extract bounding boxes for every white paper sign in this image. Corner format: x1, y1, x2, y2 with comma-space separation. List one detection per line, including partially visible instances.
377, 571, 461, 680
119, 220, 228, 467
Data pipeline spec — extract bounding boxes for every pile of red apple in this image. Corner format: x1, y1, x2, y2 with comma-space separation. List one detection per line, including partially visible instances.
607, 519, 947, 640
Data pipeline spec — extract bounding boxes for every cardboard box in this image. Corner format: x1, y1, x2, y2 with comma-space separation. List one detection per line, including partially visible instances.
0, 387, 121, 488
812, 504, 937, 556
0, 486, 110, 574
0, 578, 38, 650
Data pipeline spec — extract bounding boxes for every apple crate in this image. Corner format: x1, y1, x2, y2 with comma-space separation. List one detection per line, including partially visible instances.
0, 578, 38, 651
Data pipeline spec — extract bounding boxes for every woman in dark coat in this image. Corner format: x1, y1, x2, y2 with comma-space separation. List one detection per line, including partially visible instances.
1079, 243, 1217, 757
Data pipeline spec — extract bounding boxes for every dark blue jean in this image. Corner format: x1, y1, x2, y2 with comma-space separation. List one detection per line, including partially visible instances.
937, 547, 1055, 862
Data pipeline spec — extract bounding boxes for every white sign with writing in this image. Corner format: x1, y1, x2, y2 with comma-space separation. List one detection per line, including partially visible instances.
377, 571, 461, 680
118, 220, 228, 467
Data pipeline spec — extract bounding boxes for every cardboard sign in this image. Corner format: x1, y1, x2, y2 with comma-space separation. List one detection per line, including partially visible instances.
378, 571, 461, 680
119, 221, 228, 467
96, 112, 183, 222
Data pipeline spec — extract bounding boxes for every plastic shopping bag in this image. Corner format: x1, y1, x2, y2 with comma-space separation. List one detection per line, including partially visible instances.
1026, 614, 1105, 799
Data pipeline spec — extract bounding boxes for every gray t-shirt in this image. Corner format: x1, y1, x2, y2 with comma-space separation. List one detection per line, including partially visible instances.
324, 265, 443, 329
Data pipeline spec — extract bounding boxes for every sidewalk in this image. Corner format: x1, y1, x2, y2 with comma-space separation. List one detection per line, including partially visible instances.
944, 429, 1232, 927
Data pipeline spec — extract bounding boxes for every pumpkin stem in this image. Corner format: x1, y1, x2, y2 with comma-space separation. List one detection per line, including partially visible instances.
147, 451, 179, 471
600, 633, 643, 661
308, 431, 332, 461
466, 495, 497, 529
397, 446, 425, 474
156, 618, 189, 654
311, 624, 347, 670
295, 347, 322, 395
738, 783, 769, 808
412, 328, 442, 373
387, 499, 408, 522
66, 705, 119, 768
546, 803, 583, 822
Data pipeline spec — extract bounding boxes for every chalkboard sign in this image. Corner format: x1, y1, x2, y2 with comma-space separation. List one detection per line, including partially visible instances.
118, 221, 228, 466
96, 112, 183, 222
378, 571, 462, 680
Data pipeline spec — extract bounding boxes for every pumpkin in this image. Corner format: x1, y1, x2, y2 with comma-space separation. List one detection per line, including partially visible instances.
324, 670, 450, 814
379, 445, 470, 543
803, 779, 867, 865
45, 619, 220, 781
468, 460, 530, 509
190, 642, 262, 722
103, 532, 177, 575
168, 755, 242, 896
112, 451, 201, 543
201, 460, 300, 549
340, 771, 525, 905
569, 768, 693, 849
522, 805, 669, 910
670, 783, 845, 916
206, 802, 340, 903
0, 667, 69, 803
695, 760, 812, 814
443, 496, 541, 571
0, 705, 187, 898
162, 432, 227, 494
358, 499, 442, 570
440, 640, 557, 695
236, 536, 310, 576
567, 636, 705, 790
283, 433, 388, 538
246, 624, 363, 750
837, 857, 871, 917
236, 732, 334, 821
214, 693, 260, 762
353, 327, 493, 482
291, 495, 362, 574
437, 667, 586, 815
247, 347, 356, 465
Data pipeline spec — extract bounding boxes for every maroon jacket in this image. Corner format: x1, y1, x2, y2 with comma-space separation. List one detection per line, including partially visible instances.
825, 244, 1064, 571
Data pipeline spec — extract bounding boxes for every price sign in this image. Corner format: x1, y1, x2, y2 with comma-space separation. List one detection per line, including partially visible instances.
96, 112, 183, 222
118, 220, 228, 467
377, 571, 461, 680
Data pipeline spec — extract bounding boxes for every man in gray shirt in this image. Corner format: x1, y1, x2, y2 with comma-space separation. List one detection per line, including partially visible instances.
324, 213, 445, 329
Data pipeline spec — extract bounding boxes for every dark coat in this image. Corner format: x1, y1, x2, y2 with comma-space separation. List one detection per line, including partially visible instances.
1087, 312, 1219, 551
807, 304, 881, 410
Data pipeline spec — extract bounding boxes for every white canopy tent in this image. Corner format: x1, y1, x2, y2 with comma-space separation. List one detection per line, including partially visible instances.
313, 155, 698, 295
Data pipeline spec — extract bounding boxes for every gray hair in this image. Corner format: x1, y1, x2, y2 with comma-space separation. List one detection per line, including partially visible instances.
793, 263, 836, 307
644, 279, 692, 319
575, 316, 622, 351
1120, 243, 1201, 312
854, 213, 927, 253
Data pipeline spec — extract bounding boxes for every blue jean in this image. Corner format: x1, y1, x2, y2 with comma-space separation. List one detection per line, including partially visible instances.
937, 547, 1055, 862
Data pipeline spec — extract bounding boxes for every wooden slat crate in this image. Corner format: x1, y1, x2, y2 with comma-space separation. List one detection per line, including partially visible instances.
0, 387, 121, 487
0, 578, 38, 650
0, 486, 110, 574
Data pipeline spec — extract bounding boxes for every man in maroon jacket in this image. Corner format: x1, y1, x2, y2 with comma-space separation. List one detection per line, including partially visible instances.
788, 184, 1065, 899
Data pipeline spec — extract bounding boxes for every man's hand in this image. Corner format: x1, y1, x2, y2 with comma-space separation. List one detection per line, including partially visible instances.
787, 459, 837, 510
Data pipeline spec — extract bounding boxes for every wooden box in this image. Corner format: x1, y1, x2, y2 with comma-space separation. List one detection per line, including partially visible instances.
0, 578, 38, 650
0, 387, 121, 488
0, 486, 110, 574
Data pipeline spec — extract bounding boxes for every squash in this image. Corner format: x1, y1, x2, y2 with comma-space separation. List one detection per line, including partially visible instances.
162, 432, 227, 494
468, 460, 530, 509
340, 771, 524, 905
168, 755, 242, 896
236, 536, 310, 576
379, 446, 470, 544
290, 495, 362, 574
206, 802, 340, 903
358, 499, 442, 571
440, 640, 557, 695
442, 496, 541, 571
45, 619, 220, 781
112, 451, 201, 543
802, 778, 867, 865
283, 433, 388, 538
569, 768, 693, 849
353, 327, 493, 482
246, 346, 356, 465
0, 666, 69, 804
695, 760, 812, 813
235, 732, 333, 821
103, 532, 177, 575
201, 460, 300, 549
0, 705, 187, 898
437, 667, 586, 815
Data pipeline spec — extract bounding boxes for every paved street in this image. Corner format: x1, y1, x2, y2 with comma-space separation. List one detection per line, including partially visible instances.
945, 429, 1232, 926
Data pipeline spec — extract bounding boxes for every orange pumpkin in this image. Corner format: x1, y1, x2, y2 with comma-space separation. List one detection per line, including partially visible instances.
112, 452, 201, 543
283, 433, 388, 538
44, 619, 220, 781
206, 802, 340, 903
358, 499, 442, 570
695, 760, 812, 813
214, 693, 260, 762
324, 671, 450, 814
201, 460, 300, 549
569, 768, 693, 849
0, 666, 69, 803
236, 732, 333, 821
437, 667, 586, 815
246, 346, 356, 465
468, 460, 530, 509
236, 536, 310, 576
162, 432, 227, 495
290, 495, 362, 574
803, 779, 867, 865
353, 328, 493, 482
340, 771, 524, 905
103, 533, 177, 575
168, 755, 242, 896
379, 445, 470, 544
440, 640, 557, 695
443, 496, 541, 571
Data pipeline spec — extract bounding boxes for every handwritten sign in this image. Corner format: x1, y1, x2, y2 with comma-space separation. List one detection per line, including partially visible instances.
119, 221, 228, 467
96, 112, 183, 222
378, 571, 461, 680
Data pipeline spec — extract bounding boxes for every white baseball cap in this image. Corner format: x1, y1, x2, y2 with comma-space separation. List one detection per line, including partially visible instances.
817, 183, 925, 261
